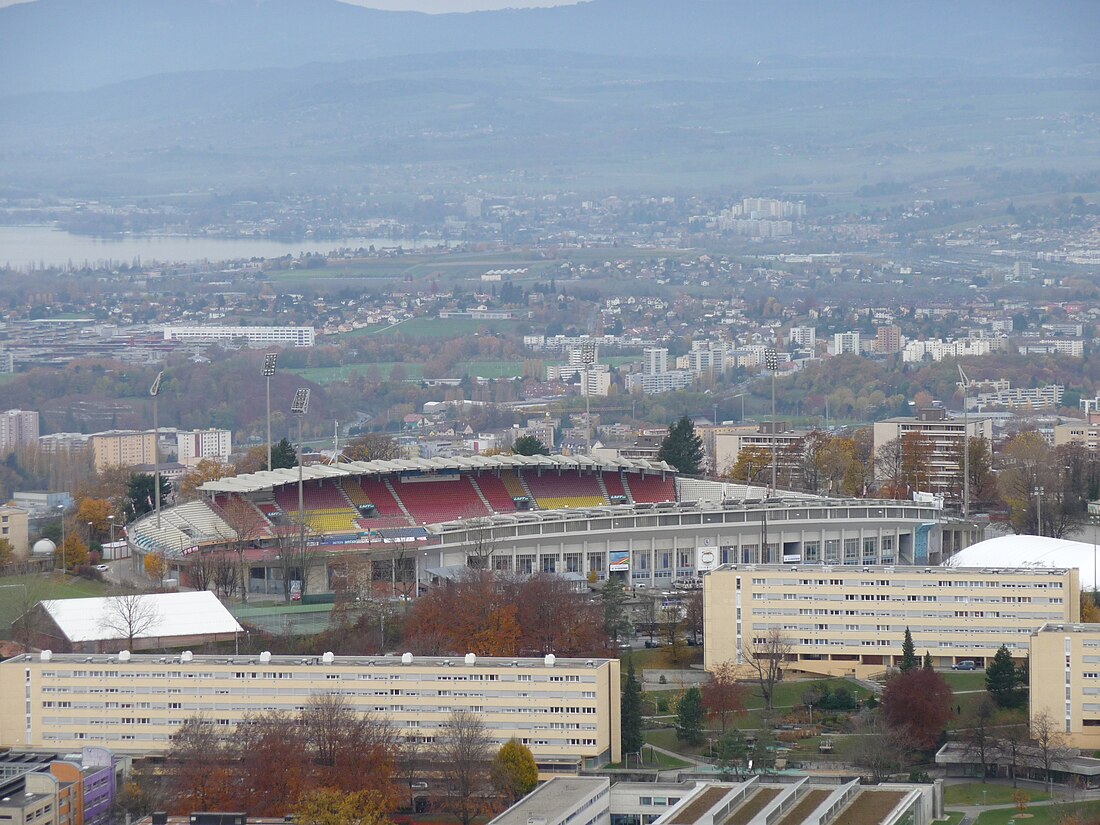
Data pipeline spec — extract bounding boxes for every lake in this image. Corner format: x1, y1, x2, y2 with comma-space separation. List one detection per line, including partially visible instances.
0, 225, 442, 271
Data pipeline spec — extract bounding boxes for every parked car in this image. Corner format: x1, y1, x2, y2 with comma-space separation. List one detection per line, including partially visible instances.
952, 660, 977, 670
94, 564, 110, 572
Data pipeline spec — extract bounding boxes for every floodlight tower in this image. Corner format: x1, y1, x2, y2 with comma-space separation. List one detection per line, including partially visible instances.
150, 371, 164, 528
764, 348, 779, 492
291, 388, 311, 584
263, 353, 279, 471
958, 365, 971, 518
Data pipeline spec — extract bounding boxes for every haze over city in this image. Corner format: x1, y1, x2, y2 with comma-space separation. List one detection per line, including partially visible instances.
1, 2, 1100, 824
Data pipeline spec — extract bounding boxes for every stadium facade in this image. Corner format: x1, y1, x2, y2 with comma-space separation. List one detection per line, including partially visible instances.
121, 455, 976, 597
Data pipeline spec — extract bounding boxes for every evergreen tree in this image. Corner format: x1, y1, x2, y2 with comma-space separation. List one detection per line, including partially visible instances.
512, 435, 550, 456
899, 627, 919, 672
658, 416, 705, 475
270, 437, 297, 470
126, 473, 172, 517
621, 658, 644, 758
676, 685, 705, 745
601, 576, 632, 643
986, 645, 1026, 708
923, 651, 934, 670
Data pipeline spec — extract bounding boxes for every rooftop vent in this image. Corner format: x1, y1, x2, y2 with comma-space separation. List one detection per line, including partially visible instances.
259, 651, 272, 663
119, 651, 131, 663
464, 653, 476, 666
40, 650, 52, 662
544, 654, 556, 668
401, 652, 414, 665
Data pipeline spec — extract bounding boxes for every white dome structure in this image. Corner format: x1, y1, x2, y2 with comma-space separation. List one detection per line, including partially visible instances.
949, 534, 1100, 590
31, 538, 57, 556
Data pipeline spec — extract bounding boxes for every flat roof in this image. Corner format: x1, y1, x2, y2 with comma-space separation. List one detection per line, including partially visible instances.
199, 454, 676, 494
7, 652, 615, 669
712, 563, 1071, 576
490, 777, 609, 825
40, 591, 242, 643
1036, 622, 1100, 634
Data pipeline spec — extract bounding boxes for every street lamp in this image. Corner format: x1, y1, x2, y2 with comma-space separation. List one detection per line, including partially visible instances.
291, 388, 311, 599
732, 392, 747, 422
150, 370, 164, 528
107, 514, 115, 546
1033, 485, 1045, 537
764, 348, 779, 492
262, 353, 279, 471
958, 365, 971, 519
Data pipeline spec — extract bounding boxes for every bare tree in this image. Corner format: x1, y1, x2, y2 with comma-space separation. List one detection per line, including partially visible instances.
844, 710, 909, 783
684, 590, 704, 645
1032, 710, 1069, 790
397, 736, 423, 812
962, 695, 998, 782
210, 552, 241, 599
100, 591, 161, 651
436, 710, 493, 825
220, 496, 268, 602
271, 521, 319, 604
463, 514, 497, 570
743, 627, 791, 711
996, 722, 1029, 788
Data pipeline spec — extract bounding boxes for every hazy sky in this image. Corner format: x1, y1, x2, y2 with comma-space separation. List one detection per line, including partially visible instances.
0, 0, 584, 9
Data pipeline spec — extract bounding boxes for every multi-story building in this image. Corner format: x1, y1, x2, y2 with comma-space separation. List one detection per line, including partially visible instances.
832, 332, 861, 356
1018, 339, 1084, 358
713, 423, 811, 483
162, 326, 315, 348
0, 505, 30, 558
89, 431, 156, 472
975, 384, 1063, 411
874, 325, 902, 355
0, 771, 62, 825
704, 564, 1077, 678
1054, 413, 1100, 451
0, 409, 40, 455
642, 347, 668, 376
0, 652, 620, 772
37, 434, 90, 457
872, 408, 993, 496
685, 341, 727, 378
175, 429, 232, 467
1030, 623, 1100, 750
788, 326, 816, 352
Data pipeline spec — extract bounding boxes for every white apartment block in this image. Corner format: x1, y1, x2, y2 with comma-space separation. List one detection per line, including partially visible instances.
686, 341, 727, 377
37, 433, 90, 456
0, 652, 621, 771
832, 331, 861, 356
642, 347, 668, 376
902, 337, 998, 363
788, 326, 816, 351
0, 409, 40, 455
163, 326, 315, 347
1018, 339, 1084, 358
175, 429, 232, 467
974, 384, 1064, 411
626, 371, 694, 395
705, 564, 1078, 679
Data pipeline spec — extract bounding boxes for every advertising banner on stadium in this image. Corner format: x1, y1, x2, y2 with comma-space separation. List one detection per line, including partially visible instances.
608, 549, 630, 571
696, 539, 719, 572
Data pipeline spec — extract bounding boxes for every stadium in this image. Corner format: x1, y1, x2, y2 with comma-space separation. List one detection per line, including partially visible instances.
123, 455, 975, 599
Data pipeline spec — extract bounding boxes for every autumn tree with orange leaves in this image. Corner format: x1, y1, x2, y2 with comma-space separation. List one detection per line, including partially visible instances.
405, 570, 608, 657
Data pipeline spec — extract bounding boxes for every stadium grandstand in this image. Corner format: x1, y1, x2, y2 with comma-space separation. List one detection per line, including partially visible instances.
123, 454, 979, 599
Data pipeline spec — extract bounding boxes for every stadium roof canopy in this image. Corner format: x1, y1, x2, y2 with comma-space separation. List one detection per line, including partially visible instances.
948, 534, 1100, 588
40, 591, 243, 643
199, 454, 677, 495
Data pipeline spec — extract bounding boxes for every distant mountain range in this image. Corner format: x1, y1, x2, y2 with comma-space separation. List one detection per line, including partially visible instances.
2, 0, 1097, 97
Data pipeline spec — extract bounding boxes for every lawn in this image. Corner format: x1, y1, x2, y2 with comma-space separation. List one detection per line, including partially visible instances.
606, 745, 693, 770
0, 572, 109, 631
379, 317, 528, 338
944, 784, 1049, 806
942, 671, 988, 691
972, 800, 1100, 825
937, 813, 964, 825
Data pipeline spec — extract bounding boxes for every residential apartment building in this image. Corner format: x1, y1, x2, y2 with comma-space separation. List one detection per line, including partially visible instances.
626, 347, 694, 395
833, 332, 861, 356
37, 434, 90, 457
788, 326, 816, 352
1030, 623, 1100, 750
874, 325, 903, 355
0, 409, 40, 455
89, 431, 157, 472
175, 429, 232, 467
1018, 339, 1084, 358
1054, 413, 1100, 451
162, 326, 315, 347
704, 564, 1077, 678
975, 384, 1064, 411
872, 408, 993, 496
0, 505, 30, 558
713, 423, 810, 482
0, 652, 621, 772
